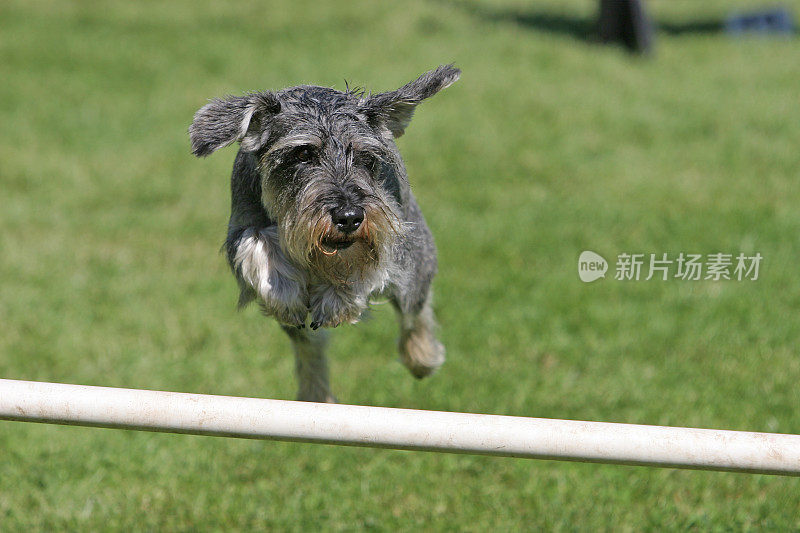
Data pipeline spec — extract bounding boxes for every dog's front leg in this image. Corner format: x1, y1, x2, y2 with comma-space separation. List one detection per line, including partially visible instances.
281, 325, 336, 402
231, 227, 309, 327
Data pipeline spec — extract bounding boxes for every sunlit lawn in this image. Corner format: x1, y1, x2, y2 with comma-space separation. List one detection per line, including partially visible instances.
1, 0, 799, 529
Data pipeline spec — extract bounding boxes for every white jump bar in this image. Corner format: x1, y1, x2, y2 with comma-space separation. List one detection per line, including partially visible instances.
1, 379, 798, 476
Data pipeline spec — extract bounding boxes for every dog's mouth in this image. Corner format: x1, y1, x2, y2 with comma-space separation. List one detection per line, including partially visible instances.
320, 238, 356, 254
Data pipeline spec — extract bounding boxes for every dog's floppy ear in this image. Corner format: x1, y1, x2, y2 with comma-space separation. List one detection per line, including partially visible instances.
189, 92, 281, 157
362, 64, 460, 138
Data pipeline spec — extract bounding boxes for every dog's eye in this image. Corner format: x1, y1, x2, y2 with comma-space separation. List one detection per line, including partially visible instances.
294, 146, 314, 163
354, 152, 378, 173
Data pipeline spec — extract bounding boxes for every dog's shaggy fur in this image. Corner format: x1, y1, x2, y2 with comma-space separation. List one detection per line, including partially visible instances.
190, 65, 460, 401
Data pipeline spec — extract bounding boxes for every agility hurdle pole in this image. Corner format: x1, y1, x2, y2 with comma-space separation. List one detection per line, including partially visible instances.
1, 379, 799, 476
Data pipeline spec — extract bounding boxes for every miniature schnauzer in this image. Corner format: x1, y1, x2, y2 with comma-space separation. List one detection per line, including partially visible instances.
189, 65, 460, 402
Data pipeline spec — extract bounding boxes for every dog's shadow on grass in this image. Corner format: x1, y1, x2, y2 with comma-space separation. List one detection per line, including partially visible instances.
437, 0, 724, 43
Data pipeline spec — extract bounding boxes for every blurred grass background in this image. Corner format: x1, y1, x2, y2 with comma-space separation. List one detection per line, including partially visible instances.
1, 0, 799, 529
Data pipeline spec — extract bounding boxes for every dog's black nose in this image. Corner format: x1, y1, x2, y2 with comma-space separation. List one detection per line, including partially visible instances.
332, 206, 364, 234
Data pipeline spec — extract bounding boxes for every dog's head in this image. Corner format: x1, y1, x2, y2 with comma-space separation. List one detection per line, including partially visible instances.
190, 65, 460, 280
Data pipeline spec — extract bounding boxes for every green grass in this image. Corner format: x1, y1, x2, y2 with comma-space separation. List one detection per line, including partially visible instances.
2, 0, 800, 529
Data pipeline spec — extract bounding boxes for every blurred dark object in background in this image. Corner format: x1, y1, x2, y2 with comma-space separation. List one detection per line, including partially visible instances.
725, 7, 795, 36
598, 0, 654, 54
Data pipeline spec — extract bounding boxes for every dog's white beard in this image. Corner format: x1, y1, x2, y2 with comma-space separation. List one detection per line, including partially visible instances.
233, 225, 402, 328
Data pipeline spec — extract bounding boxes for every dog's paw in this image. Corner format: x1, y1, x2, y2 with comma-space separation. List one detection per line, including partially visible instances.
308, 285, 365, 329
260, 298, 308, 328
400, 329, 445, 379
309, 306, 362, 329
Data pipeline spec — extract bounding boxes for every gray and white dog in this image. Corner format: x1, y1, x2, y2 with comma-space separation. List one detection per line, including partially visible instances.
189, 65, 460, 402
